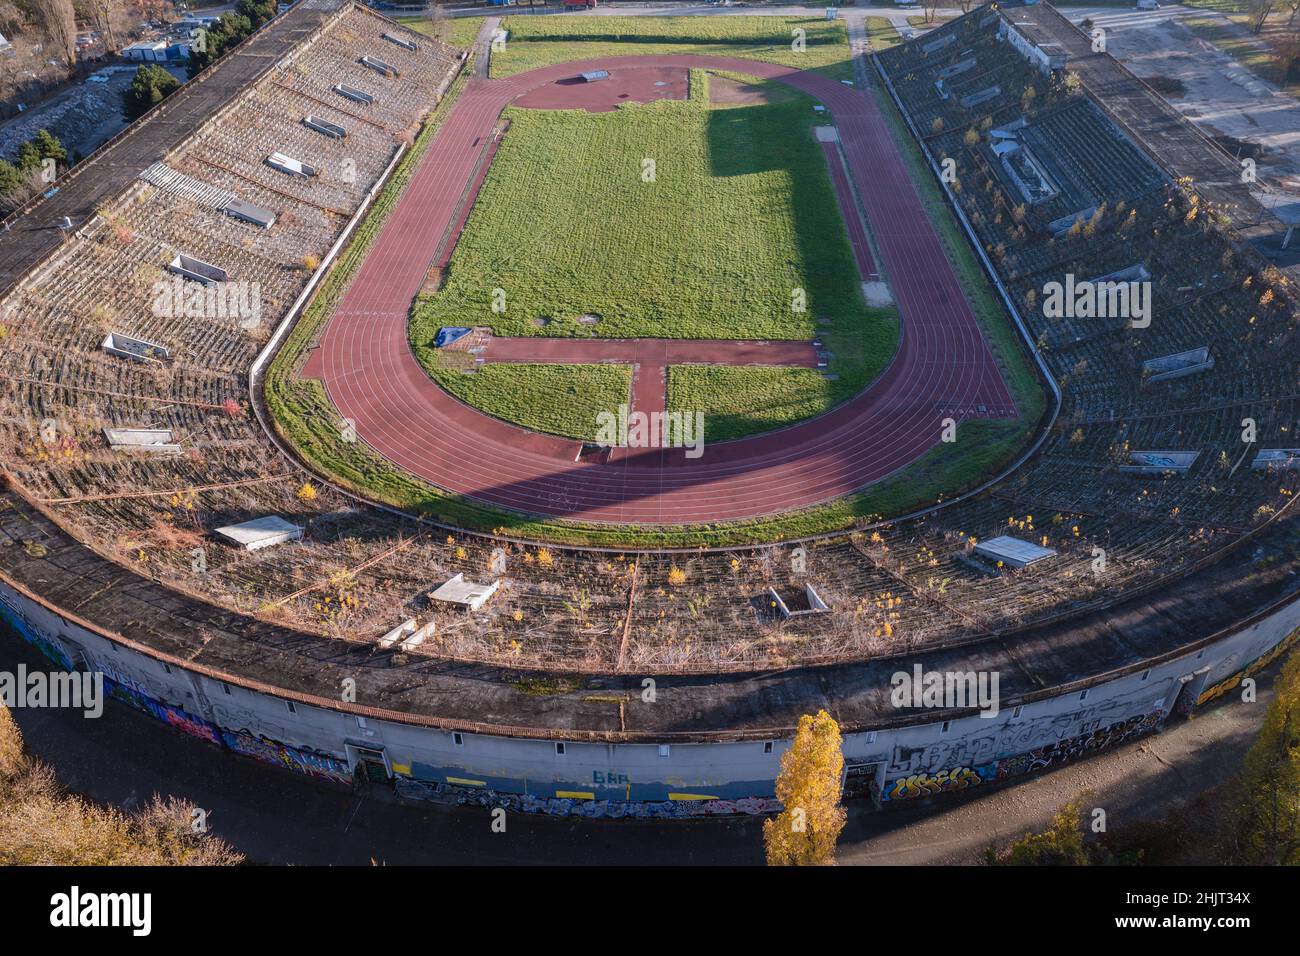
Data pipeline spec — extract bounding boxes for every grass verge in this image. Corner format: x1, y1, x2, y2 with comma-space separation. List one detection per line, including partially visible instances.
866, 17, 903, 51
396, 13, 487, 49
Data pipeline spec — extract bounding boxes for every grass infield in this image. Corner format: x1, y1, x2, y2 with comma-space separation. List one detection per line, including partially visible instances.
432, 362, 633, 441
412, 70, 898, 441
488, 15, 857, 82
263, 25, 1047, 548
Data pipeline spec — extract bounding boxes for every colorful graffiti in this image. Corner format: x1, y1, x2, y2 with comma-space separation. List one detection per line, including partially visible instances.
1197, 627, 1300, 707
394, 777, 781, 819
883, 711, 1167, 801
980, 711, 1163, 781
885, 766, 982, 801
221, 730, 351, 785
0, 600, 355, 786
100, 675, 350, 783
158, 703, 223, 746
103, 676, 224, 746
0, 598, 72, 670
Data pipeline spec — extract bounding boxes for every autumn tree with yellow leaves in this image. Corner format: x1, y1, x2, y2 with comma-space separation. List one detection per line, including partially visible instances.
1230, 647, 1300, 865
763, 709, 846, 866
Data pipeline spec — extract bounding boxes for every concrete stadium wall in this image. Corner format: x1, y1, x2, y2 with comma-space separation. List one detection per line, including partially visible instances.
2, 578, 1297, 817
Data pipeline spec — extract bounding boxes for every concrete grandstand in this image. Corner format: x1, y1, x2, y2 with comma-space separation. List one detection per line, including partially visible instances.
0, 1, 1294, 816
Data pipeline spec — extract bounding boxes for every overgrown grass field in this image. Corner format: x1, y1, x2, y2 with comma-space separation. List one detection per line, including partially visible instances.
262, 23, 1048, 547
396, 13, 486, 49
412, 71, 897, 440
489, 15, 856, 82
432, 363, 632, 440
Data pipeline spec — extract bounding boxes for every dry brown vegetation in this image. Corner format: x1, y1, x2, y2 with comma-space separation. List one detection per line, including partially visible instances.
0, 704, 243, 865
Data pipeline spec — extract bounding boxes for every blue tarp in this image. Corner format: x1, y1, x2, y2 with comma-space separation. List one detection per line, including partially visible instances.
435, 327, 472, 349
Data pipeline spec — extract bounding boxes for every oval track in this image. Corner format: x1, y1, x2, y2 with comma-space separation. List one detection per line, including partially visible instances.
318, 55, 1017, 525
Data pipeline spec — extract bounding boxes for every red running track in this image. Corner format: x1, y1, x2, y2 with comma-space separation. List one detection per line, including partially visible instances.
317, 57, 1017, 525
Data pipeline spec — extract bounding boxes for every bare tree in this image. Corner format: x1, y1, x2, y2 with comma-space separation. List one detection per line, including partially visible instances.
82, 0, 127, 51
30, 0, 76, 68
1275, 23, 1300, 82
923, 0, 942, 26
1248, 0, 1275, 34
0, 165, 51, 215
423, 2, 448, 43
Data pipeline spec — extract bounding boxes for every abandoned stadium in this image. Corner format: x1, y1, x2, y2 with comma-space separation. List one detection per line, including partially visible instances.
0, 0, 1296, 819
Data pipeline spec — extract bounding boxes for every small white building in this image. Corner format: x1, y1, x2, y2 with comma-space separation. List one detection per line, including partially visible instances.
101, 332, 169, 363
1252, 449, 1300, 472
429, 573, 499, 612
1142, 347, 1214, 383
1120, 451, 1200, 476
266, 152, 317, 178
973, 535, 1057, 570
214, 516, 304, 552
122, 40, 189, 62
103, 428, 181, 454
765, 584, 830, 620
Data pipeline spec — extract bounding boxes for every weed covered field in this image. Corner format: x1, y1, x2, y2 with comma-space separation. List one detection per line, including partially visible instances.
395, 13, 487, 49
666, 365, 834, 443
412, 71, 897, 439
489, 15, 855, 82
262, 21, 1044, 547
432, 363, 632, 441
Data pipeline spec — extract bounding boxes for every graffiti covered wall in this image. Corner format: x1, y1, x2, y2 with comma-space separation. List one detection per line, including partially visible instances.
220, 729, 351, 784
1197, 626, 1300, 707
882, 711, 1166, 801
2, 574, 1299, 815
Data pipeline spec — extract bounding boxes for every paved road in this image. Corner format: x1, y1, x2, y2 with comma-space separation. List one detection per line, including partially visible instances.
1065, 5, 1300, 184
1, 626, 1268, 865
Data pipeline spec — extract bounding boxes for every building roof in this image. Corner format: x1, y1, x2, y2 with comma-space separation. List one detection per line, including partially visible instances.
0, 2, 343, 298
102, 428, 180, 454
974, 535, 1057, 569
223, 196, 277, 229
213, 516, 304, 551
429, 573, 499, 610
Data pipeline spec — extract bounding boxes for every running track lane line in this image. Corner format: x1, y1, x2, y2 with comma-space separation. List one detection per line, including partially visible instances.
318, 56, 1017, 525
